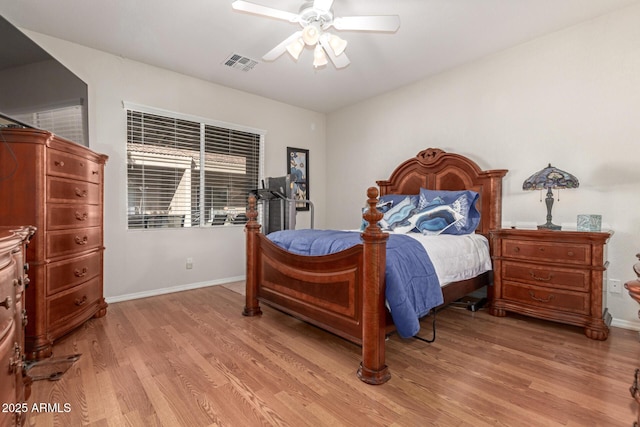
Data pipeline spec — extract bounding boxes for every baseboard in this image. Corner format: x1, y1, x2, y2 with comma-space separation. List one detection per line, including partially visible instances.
611, 317, 640, 332
105, 276, 246, 304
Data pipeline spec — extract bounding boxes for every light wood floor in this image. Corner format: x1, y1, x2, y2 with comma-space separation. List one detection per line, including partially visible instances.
25, 284, 639, 426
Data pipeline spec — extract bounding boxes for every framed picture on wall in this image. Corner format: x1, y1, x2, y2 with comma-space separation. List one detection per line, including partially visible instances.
287, 147, 309, 211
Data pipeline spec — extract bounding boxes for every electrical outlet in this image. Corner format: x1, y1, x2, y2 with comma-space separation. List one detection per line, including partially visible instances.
608, 278, 621, 294
186, 257, 193, 270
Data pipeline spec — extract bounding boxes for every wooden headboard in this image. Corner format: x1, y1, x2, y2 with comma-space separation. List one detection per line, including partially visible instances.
376, 148, 508, 236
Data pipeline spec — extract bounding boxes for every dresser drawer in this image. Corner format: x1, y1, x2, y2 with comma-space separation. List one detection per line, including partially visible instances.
0, 262, 16, 341
0, 324, 18, 407
47, 176, 100, 205
46, 251, 102, 296
502, 261, 589, 291
46, 227, 102, 259
502, 282, 589, 315
47, 277, 102, 328
502, 239, 590, 265
47, 149, 102, 184
47, 204, 102, 230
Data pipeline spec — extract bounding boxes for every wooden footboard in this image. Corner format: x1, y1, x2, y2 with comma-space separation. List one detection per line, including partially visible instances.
244, 188, 391, 384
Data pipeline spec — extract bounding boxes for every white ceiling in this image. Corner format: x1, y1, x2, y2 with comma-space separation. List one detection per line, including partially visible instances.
1, 0, 638, 113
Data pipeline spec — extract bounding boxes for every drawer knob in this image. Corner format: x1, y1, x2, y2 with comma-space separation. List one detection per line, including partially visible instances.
75, 235, 89, 245
92, 170, 99, 175
74, 267, 88, 277
75, 211, 89, 221
529, 271, 553, 282
54, 160, 65, 167
75, 188, 88, 198
513, 246, 520, 253
528, 291, 555, 303
0, 295, 12, 310
567, 251, 575, 257
75, 295, 88, 306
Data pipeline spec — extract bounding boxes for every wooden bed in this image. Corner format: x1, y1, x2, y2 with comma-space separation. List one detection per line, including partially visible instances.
243, 148, 507, 384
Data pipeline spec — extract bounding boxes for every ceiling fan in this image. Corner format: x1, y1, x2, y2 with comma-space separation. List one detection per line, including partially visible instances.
231, 0, 400, 69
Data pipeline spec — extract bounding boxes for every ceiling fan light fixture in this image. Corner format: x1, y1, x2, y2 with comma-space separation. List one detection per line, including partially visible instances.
302, 23, 321, 45
313, 44, 328, 68
327, 34, 347, 56
286, 37, 305, 60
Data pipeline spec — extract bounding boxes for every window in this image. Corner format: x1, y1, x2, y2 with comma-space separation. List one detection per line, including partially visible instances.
125, 104, 263, 229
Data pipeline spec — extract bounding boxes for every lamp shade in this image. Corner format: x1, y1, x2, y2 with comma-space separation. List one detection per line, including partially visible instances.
313, 44, 328, 68
286, 38, 305, 60
328, 34, 347, 56
523, 164, 579, 230
522, 164, 579, 191
302, 23, 321, 45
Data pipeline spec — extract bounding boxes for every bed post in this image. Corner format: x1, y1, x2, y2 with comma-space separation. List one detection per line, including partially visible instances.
357, 187, 391, 385
243, 194, 262, 317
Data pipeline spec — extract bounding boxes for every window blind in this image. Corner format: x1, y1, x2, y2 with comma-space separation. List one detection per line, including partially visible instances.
126, 108, 262, 229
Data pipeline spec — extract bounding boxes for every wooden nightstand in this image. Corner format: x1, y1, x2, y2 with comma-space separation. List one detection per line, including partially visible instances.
489, 228, 612, 340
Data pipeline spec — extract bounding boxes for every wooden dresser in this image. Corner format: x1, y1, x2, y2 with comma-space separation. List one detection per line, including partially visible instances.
0, 128, 108, 360
489, 228, 612, 340
0, 226, 35, 427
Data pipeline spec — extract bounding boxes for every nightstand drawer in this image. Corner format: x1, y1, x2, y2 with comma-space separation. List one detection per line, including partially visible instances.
502, 261, 589, 291
502, 239, 590, 265
502, 282, 589, 315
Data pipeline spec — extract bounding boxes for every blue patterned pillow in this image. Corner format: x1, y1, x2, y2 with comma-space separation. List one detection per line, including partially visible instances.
379, 196, 417, 231
360, 200, 394, 231
379, 194, 419, 208
415, 189, 481, 235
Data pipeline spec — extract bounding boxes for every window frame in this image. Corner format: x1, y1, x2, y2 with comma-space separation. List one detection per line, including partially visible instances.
124, 102, 265, 230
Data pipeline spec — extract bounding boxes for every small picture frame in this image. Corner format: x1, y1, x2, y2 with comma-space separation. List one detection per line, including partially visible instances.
287, 147, 309, 211
577, 214, 602, 232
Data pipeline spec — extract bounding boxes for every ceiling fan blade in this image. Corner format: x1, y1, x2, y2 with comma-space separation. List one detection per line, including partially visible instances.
313, 0, 334, 11
333, 15, 400, 32
232, 1, 298, 23
319, 37, 350, 69
263, 31, 303, 61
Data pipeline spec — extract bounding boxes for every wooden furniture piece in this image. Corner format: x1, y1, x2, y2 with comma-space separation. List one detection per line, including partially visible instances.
624, 253, 640, 426
489, 228, 612, 340
0, 128, 108, 360
0, 226, 35, 427
244, 148, 507, 384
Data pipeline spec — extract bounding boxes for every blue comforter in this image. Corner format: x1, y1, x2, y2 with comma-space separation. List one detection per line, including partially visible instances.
267, 229, 443, 338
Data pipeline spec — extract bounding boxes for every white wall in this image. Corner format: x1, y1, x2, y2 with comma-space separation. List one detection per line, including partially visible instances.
23, 31, 326, 301
326, 4, 640, 329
